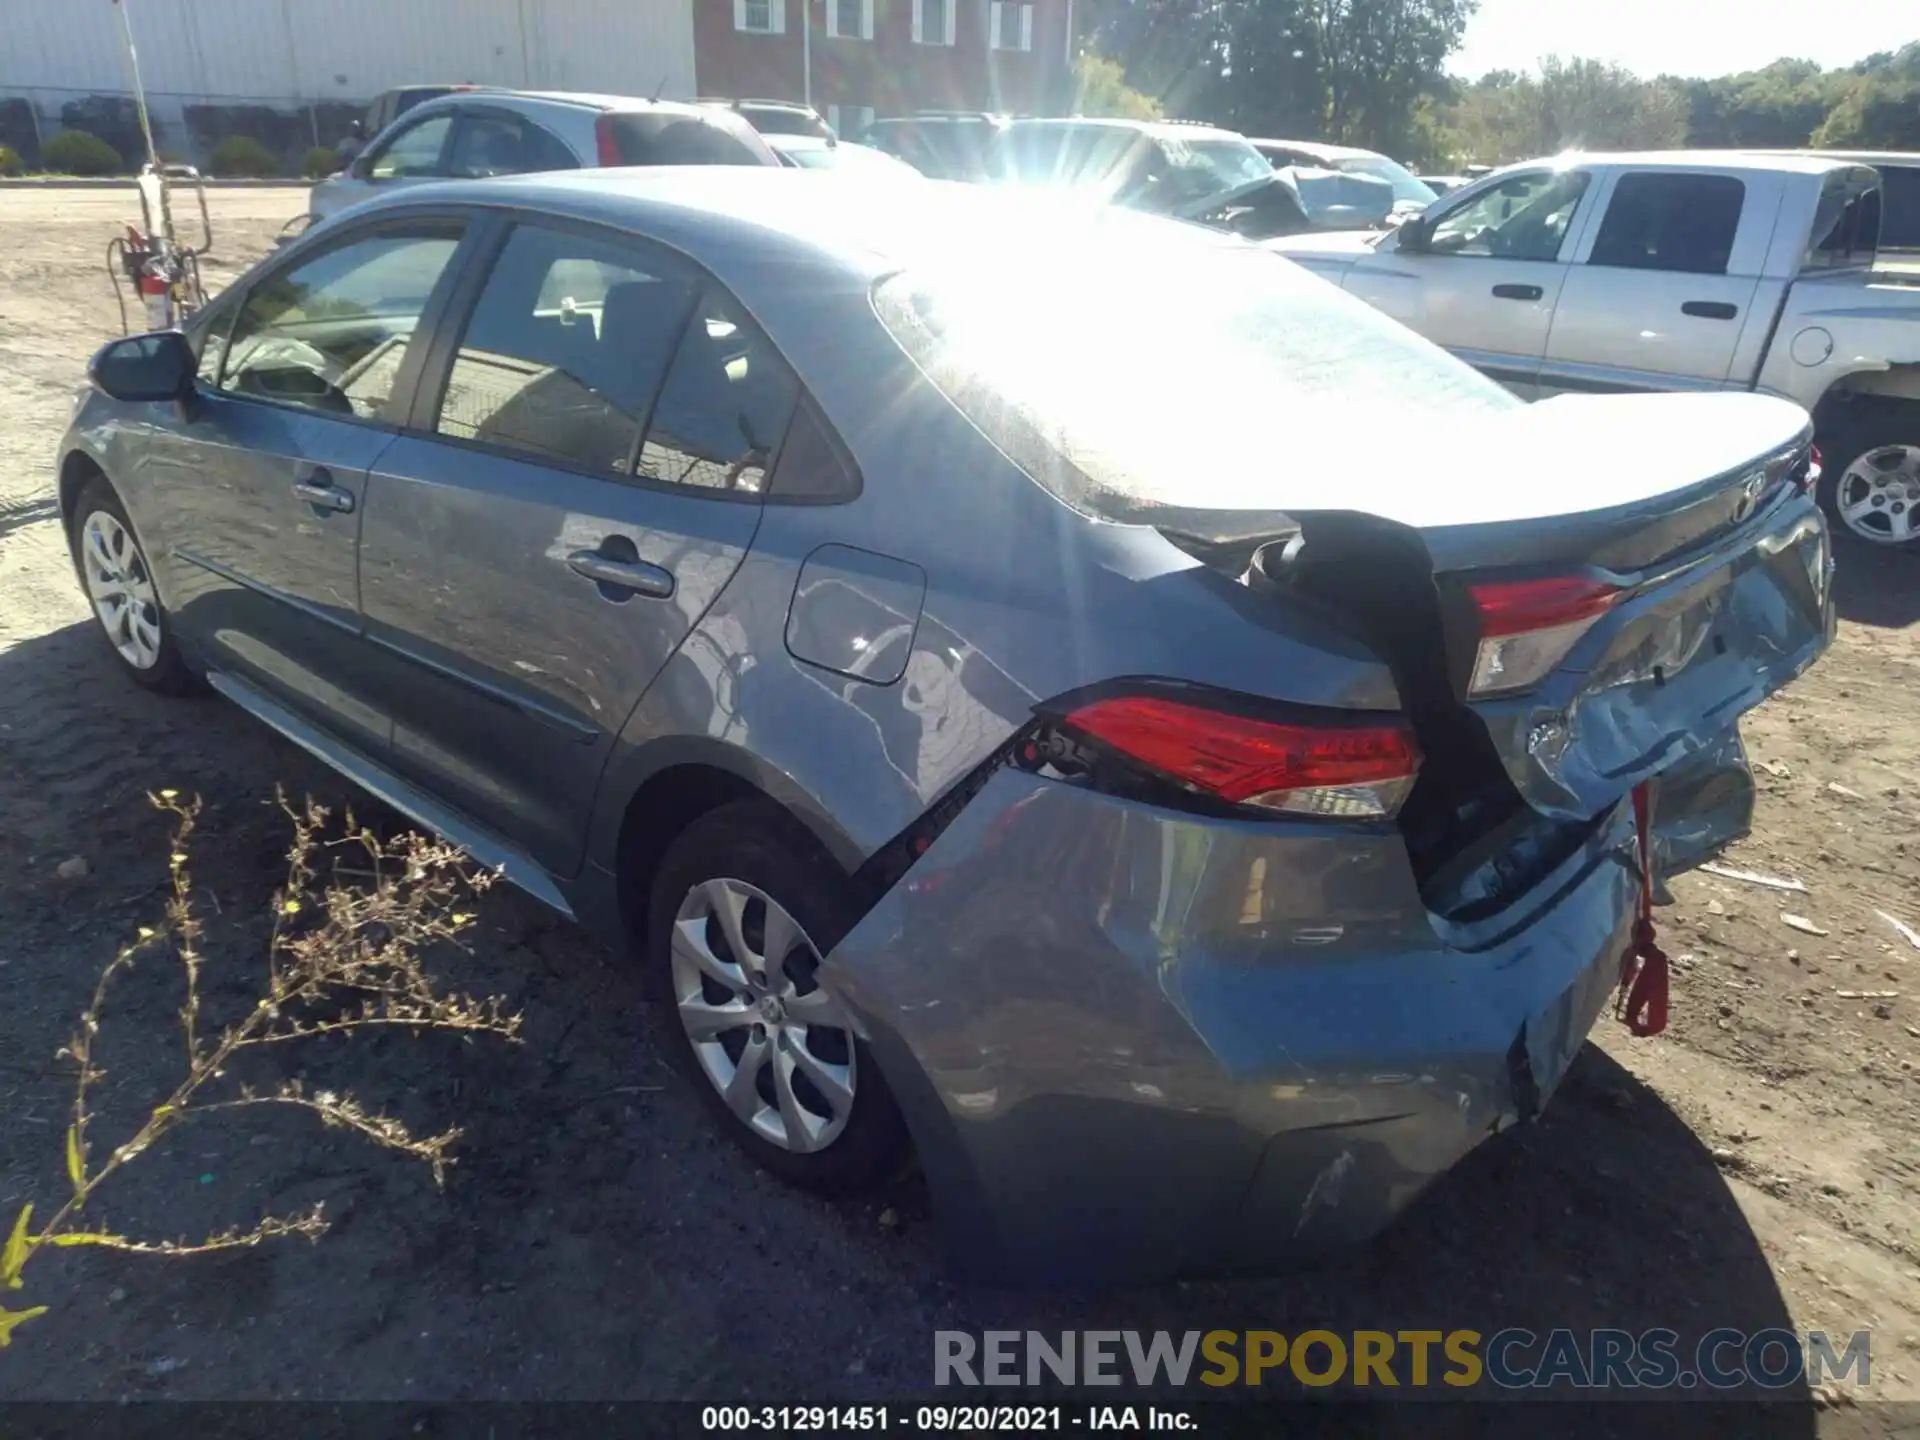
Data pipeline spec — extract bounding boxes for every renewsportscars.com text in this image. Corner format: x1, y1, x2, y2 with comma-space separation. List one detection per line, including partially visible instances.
934, 1328, 1871, 1391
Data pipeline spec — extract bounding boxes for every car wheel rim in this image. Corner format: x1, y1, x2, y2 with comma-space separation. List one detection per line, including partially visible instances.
1837, 444, 1920, 546
80, 510, 163, 669
670, 877, 856, 1154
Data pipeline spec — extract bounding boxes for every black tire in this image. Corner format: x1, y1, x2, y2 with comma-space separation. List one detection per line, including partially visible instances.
1818, 399, 1920, 550
66, 475, 200, 694
645, 799, 909, 1193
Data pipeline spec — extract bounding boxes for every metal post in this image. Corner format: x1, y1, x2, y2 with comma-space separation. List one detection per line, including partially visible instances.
111, 0, 161, 169
802, 0, 813, 109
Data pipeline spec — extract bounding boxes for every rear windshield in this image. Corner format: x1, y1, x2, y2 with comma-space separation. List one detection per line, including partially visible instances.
605, 112, 770, 167
874, 228, 1516, 528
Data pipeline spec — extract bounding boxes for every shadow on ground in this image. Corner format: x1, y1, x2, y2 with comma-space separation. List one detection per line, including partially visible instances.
1832, 530, 1920, 629
0, 620, 1809, 1420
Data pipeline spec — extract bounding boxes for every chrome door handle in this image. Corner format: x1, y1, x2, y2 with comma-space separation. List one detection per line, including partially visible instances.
566, 549, 675, 599
292, 477, 355, 513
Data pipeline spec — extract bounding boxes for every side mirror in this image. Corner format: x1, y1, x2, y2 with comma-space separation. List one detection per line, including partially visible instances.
350, 154, 373, 180
1397, 216, 1431, 252
90, 330, 194, 403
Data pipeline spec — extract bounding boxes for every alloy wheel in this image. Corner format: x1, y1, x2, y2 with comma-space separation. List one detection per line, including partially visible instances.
1836, 443, 1920, 546
670, 877, 857, 1153
80, 510, 163, 669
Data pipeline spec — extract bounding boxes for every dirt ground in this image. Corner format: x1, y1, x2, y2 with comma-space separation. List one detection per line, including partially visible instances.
2, 187, 1918, 1425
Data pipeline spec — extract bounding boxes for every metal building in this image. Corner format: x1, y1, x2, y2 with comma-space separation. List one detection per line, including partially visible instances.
0, 0, 697, 158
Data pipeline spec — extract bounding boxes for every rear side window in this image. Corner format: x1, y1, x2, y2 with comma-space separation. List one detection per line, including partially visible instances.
1880, 166, 1920, 252
603, 112, 769, 166
1588, 172, 1745, 275
433, 224, 697, 475
219, 227, 462, 419
638, 290, 799, 494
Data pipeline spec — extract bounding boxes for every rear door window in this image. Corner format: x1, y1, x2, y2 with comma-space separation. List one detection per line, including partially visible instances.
432, 223, 699, 476
368, 113, 453, 180
219, 226, 463, 419
1588, 172, 1745, 274
447, 112, 536, 178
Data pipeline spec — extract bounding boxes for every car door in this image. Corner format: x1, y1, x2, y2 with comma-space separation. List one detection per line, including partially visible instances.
1542, 169, 1773, 396
317, 108, 457, 217
150, 216, 472, 755
1342, 166, 1595, 397
357, 216, 799, 875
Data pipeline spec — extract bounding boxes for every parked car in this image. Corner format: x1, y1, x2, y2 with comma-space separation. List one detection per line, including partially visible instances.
990, 118, 1316, 239
762, 133, 921, 181
1419, 174, 1469, 196
860, 112, 1009, 181
1251, 139, 1439, 216
307, 90, 780, 221
698, 97, 835, 141
1268, 152, 1920, 547
61, 170, 1832, 1284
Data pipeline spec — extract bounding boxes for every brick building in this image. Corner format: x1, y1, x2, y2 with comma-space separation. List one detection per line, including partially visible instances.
695, 0, 1073, 137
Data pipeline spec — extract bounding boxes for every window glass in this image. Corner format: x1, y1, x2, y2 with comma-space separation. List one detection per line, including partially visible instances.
448, 113, 529, 178
369, 113, 453, 180
194, 302, 238, 388
220, 229, 461, 418
435, 225, 696, 476
1588, 173, 1745, 275
1426, 169, 1590, 261
637, 290, 799, 495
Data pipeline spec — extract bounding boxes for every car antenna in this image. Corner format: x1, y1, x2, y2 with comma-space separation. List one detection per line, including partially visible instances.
650, 74, 667, 102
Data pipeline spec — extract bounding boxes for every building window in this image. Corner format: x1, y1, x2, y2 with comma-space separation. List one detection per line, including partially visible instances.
912, 0, 956, 46
989, 2, 1032, 51
825, 0, 873, 40
734, 0, 785, 34
826, 104, 875, 138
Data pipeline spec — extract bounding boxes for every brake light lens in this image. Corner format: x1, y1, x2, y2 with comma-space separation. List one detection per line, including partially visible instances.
1060, 695, 1421, 819
1802, 445, 1822, 492
595, 113, 621, 167
1467, 576, 1621, 697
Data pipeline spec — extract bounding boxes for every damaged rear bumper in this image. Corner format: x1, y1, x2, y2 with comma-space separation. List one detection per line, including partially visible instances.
822, 770, 1645, 1288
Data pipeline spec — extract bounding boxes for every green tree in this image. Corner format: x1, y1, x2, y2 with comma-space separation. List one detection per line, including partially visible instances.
1813, 77, 1920, 149
1072, 53, 1166, 119
1299, 0, 1477, 155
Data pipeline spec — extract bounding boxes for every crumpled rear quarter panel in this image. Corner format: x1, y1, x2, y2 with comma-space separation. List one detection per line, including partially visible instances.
823, 770, 1640, 1286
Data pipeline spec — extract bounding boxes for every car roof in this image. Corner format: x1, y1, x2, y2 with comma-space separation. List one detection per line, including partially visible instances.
1252, 139, 1380, 161
1002, 117, 1245, 142
1543, 149, 1865, 175
333, 168, 1237, 291
399, 89, 705, 118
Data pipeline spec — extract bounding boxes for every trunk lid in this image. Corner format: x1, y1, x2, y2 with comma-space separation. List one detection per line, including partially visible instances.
1162, 390, 1832, 910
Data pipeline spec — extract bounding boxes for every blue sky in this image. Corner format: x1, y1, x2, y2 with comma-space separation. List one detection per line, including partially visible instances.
1451, 0, 1917, 79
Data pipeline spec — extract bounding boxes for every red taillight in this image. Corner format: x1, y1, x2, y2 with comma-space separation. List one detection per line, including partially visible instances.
595, 113, 621, 167
1466, 576, 1622, 696
1802, 445, 1822, 492
1061, 695, 1421, 818
1468, 577, 1621, 637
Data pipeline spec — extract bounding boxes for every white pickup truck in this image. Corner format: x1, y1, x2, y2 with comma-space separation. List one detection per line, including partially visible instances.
1268, 151, 1920, 547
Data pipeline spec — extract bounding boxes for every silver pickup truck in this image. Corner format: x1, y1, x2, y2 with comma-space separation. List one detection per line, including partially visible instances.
1268, 151, 1920, 548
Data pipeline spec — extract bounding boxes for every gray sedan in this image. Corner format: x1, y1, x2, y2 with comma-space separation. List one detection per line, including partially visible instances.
60, 170, 1833, 1285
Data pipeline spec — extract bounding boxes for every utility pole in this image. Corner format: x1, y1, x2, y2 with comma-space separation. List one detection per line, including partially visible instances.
802, 0, 813, 109
111, 0, 160, 168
